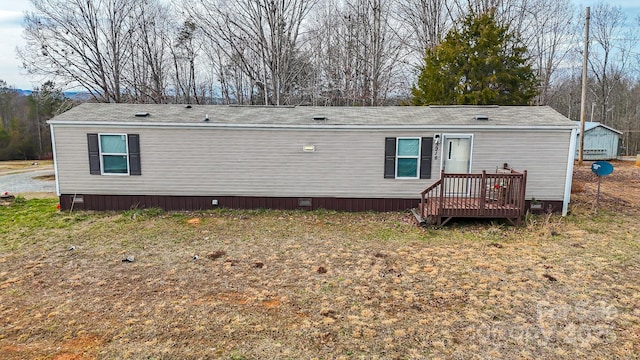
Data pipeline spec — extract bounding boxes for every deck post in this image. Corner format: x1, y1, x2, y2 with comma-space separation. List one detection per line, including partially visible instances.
438, 170, 445, 225
520, 170, 528, 216
480, 170, 487, 216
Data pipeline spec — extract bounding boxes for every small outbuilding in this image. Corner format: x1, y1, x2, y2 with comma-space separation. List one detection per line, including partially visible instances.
48, 104, 578, 216
576, 121, 622, 160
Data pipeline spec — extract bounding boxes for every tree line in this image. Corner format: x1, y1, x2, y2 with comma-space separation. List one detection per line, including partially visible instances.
0, 81, 71, 160
4, 0, 640, 158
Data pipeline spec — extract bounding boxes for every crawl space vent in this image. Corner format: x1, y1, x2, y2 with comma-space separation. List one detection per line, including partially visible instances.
474, 115, 489, 121
135, 112, 150, 117
312, 115, 327, 121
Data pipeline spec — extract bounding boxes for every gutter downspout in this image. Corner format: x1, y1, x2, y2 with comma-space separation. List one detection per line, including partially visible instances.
563, 128, 578, 216
50, 124, 60, 197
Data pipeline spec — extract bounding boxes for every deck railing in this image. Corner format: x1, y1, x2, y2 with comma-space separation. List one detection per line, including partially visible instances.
420, 169, 527, 225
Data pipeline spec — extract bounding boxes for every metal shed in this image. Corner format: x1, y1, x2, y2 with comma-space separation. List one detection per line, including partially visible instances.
576, 122, 622, 160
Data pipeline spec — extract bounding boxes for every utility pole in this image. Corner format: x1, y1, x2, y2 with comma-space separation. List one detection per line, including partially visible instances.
578, 7, 590, 166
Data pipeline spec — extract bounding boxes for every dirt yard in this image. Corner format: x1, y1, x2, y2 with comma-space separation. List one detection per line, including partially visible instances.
0, 161, 638, 359
572, 160, 640, 212
0, 160, 53, 176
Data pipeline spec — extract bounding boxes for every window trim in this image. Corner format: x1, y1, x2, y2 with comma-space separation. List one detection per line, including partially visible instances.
395, 137, 421, 179
98, 133, 130, 176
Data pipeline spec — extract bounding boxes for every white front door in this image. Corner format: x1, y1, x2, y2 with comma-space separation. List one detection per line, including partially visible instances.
442, 135, 472, 194
444, 137, 471, 173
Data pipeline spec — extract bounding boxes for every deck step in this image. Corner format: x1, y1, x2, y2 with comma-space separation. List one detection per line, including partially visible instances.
410, 208, 425, 225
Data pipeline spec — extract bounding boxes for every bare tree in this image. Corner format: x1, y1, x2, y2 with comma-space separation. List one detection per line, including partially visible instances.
20, 0, 174, 103
396, 0, 451, 56
171, 20, 202, 104
446, 0, 520, 24
587, 2, 636, 125
184, 0, 317, 105
620, 81, 640, 155
125, 0, 173, 103
524, 0, 576, 105
303, 0, 342, 105
306, 0, 405, 106
363, 0, 405, 105
21, 0, 136, 102
19, 0, 635, 116
547, 6, 640, 153
546, 71, 581, 120
27, 81, 70, 157
404, 0, 578, 106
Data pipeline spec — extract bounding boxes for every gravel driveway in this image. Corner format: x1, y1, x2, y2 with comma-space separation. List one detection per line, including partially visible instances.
0, 169, 56, 194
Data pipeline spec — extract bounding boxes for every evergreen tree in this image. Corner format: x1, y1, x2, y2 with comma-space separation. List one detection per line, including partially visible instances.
412, 10, 538, 106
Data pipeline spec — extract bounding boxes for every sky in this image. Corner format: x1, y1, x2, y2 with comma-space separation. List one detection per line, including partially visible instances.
0, 0, 639, 91
0, 0, 32, 89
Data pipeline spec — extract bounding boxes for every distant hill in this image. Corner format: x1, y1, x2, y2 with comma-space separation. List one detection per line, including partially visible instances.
15, 88, 91, 100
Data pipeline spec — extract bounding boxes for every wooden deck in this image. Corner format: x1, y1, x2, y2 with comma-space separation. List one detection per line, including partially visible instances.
418, 168, 527, 226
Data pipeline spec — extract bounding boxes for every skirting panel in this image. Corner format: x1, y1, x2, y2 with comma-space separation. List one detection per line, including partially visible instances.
525, 200, 564, 214
59, 194, 420, 212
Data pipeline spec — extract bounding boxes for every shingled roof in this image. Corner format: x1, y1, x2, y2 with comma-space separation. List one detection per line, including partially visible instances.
575, 121, 623, 135
48, 103, 577, 129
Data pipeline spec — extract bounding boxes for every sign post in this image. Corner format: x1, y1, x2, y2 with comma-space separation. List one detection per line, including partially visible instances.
591, 161, 614, 214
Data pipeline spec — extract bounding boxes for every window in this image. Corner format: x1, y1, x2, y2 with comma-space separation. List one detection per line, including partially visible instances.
100, 134, 128, 174
384, 137, 433, 179
88, 133, 141, 176
396, 138, 420, 178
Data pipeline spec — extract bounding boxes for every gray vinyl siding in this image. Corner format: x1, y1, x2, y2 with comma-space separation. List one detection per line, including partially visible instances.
469, 131, 572, 200
54, 127, 434, 198
53, 126, 571, 201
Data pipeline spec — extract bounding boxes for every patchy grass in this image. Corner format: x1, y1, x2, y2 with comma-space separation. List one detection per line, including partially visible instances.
0, 163, 639, 359
0, 160, 53, 175
32, 174, 56, 181
14, 191, 58, 200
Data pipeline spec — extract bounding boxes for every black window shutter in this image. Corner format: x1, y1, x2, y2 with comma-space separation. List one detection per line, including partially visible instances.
128, 134, 141, 176
384, 137, 396, 178
87, 133, 101, 175
420, 137, 433, 179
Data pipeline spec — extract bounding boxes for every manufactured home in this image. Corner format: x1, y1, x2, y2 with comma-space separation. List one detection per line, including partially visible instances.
48, 104, 577, 219
576, 121, 622, 160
